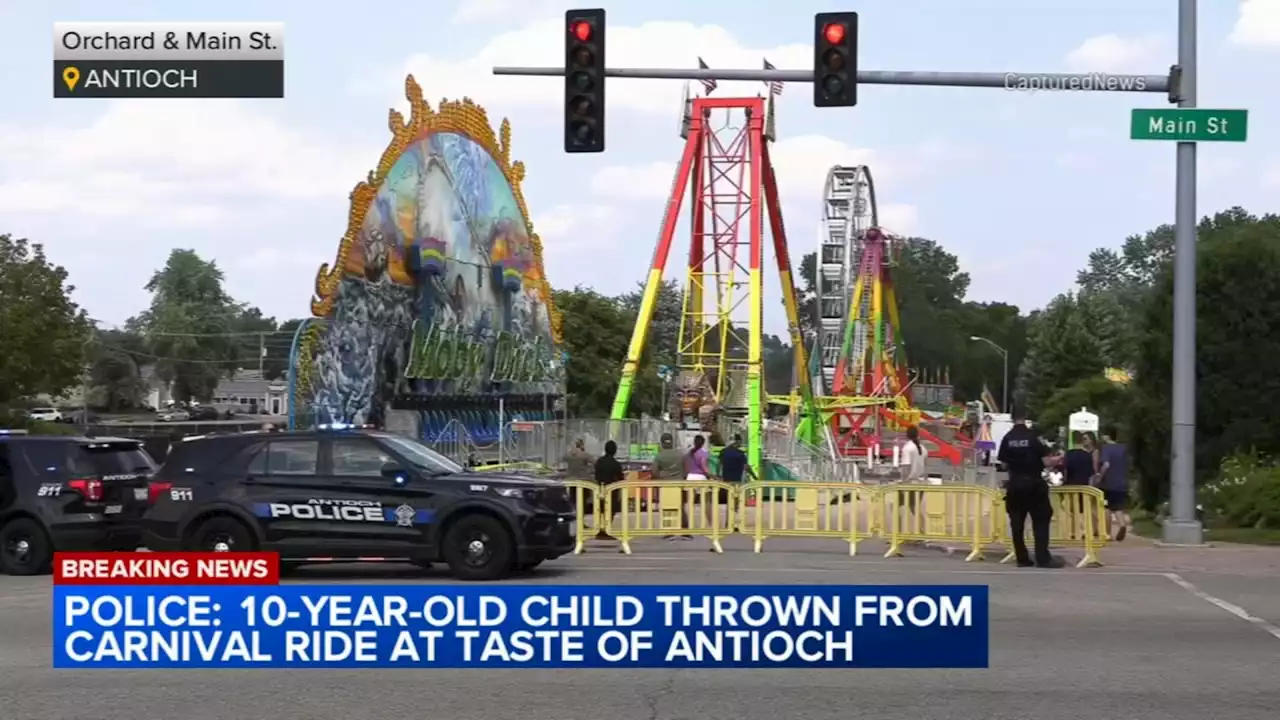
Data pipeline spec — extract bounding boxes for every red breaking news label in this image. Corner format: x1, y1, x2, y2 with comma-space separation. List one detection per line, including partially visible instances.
53, 552, 280, 585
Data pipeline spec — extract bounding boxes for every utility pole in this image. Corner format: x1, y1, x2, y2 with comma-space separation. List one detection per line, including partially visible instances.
81, 327, 95, 432
1163, 0, 1203, 546
258, 332, 265, 377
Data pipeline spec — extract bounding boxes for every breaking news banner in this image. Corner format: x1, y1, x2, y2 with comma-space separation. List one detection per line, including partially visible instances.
52, 21, 285, 99
52, 553, 989, 669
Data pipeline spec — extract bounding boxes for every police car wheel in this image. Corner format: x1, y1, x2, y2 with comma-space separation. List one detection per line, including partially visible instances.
442, 515, 513, 581
0, 518, 52, 576
188, 516, 255, 553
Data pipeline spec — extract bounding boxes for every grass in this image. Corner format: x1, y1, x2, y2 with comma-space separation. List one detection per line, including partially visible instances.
1131, 512, 1280, 546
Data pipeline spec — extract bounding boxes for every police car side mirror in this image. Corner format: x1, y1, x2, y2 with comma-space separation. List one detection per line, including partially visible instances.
380, 463, 409, 484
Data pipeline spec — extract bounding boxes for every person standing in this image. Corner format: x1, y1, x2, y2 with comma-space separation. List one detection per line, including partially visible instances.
1062, 432, 1097, 486
684, 434, 712, 481
1094, 427, 1132, 541
651, 433, 692, 541
997, 410, 1064, 568
594, 440, 626, 539
565, 438, 593, 479
897, 426, 927, 518
900, 426, 927, 482
715, 434, 756, 525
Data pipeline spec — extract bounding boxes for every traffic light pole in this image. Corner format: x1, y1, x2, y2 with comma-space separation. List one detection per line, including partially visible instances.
496, 66, 1172, 93
504, 1, 1204, 546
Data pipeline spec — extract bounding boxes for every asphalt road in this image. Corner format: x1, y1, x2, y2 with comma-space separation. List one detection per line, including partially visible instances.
3, 537, 1279, 720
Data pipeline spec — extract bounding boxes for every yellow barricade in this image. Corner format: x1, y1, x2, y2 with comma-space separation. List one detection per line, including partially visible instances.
739, 482, 880, 555
473, 462, 557, 476
547, 478, 1109, 566
996, 486, 1109, 568
559, 480, 603, 554
602, 480, 737, 554
882, 485, 1003, 562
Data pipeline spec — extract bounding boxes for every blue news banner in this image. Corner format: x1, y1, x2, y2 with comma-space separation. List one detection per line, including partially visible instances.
53, 585, 988, 669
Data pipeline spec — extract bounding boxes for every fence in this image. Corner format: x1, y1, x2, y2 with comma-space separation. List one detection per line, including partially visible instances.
547, 479, 1111, 567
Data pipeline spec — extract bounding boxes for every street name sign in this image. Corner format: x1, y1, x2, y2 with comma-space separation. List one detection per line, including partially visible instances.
1130, 108, 1248, 142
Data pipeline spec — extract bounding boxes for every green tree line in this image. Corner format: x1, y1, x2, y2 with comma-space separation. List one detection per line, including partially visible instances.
6, 207, 1280, 529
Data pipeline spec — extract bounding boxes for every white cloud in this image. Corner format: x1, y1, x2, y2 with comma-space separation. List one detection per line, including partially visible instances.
0, 101, 371, 227
589, 135, 887, 203
398, 18, 809, 114
1065, 34, 1166, 73
532, 203, 623, 254
769, 134, 880, 198
878, 204, 919, 236
591, 162, 677, 200
1231, 0, 1280, 47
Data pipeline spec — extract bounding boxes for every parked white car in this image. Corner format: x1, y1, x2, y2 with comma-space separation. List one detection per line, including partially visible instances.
157, 409, 190, 422
29, 407, 63, 422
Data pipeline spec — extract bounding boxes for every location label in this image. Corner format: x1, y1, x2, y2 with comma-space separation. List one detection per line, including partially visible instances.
62, 66, 80, 91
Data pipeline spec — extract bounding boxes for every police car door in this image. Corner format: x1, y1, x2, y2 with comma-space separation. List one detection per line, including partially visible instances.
246, 438, 372, 550
327, 437, 430, 551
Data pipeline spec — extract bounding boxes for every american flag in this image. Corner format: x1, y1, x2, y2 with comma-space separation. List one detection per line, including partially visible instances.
697, 57, 717, 94
763, 58, 784, 96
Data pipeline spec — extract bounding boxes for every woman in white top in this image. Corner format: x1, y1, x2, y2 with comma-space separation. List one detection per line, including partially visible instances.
901, 426, 928, 482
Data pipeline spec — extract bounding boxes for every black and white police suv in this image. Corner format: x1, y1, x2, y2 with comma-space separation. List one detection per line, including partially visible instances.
0, 430, 156, 575
140, 425, 577, 580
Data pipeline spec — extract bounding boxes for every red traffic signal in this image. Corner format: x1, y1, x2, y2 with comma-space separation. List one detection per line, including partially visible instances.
823, 23, 846, 45
571, 20, 592, 42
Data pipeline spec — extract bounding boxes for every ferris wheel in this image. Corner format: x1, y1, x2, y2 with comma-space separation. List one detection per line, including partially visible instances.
813, 165, 878, 395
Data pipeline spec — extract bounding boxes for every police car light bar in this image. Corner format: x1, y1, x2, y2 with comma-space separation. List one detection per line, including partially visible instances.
0, 429, 30, 435
317, 423, 375, 431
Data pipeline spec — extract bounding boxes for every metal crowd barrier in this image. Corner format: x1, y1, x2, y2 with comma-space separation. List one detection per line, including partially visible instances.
547, 478, 1110, 566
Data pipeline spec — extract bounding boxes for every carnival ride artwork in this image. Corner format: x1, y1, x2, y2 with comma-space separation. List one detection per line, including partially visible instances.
609, 95, 821, 472
290, 76, 564, 437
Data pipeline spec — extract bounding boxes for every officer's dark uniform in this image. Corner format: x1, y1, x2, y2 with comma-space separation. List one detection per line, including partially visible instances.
997, 423, 1058, 567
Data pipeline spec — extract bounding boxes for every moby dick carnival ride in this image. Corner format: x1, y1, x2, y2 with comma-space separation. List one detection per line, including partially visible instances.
288, 76, 565, 445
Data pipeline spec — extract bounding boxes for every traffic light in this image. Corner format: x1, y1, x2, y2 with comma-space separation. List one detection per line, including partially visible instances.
564, 9, 605, 153
813, 12, 857, 107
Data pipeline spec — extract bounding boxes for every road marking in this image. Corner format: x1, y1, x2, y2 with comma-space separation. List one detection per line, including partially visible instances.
1164, 572, 1280, 641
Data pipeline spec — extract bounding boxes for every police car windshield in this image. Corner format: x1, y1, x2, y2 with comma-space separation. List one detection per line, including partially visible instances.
379, 436, 463, 475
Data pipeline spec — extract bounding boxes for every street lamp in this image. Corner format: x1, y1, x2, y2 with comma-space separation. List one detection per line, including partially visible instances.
969, 335, 1008, 413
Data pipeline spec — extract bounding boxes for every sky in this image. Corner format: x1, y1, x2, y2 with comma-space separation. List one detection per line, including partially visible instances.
0, 1, 1276, 338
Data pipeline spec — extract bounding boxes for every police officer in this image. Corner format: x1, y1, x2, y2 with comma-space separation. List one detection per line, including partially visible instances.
997, 410, 1064, 568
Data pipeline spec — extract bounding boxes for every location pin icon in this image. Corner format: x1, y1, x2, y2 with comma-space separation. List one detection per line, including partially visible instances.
62, 66, 80, 91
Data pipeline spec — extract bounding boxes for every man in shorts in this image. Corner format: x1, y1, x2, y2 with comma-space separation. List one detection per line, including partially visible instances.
1095, 427, 1132, 541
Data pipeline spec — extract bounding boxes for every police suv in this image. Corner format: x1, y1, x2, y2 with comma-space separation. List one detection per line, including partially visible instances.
140, 426, 577, 581
0, 430, 156, 575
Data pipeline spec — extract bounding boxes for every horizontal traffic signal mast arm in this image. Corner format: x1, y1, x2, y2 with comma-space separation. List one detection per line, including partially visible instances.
497, 65, 1172, 93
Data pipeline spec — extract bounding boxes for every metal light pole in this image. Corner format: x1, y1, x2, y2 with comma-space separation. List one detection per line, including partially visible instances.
1164, 0, 1203, 546
969, 335, 1008, 413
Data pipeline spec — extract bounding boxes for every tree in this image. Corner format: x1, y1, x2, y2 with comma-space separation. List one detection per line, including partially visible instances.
1130, 209, 1280, 508
1037, 375, 1131, 442
129, 249, 242, 403
87, 329, 149, 410
0, 235, 92, 406
796, 252, 819, 342
1013, 293, 1105, 417
554, 287, 635, 417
